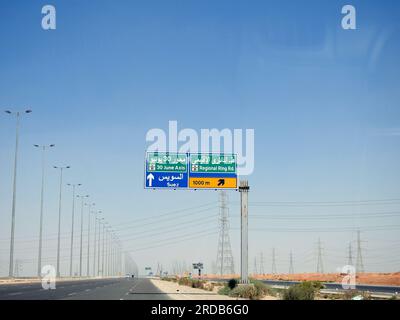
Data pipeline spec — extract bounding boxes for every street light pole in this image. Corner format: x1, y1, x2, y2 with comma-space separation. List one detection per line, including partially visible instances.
67, 183, 81, 277
93, 211, 101, 277
102, 223, 108, 278
54, 165, 70, 278
239, 180, 250, 284
85, 202, 95, 277
4, 109, 32, 277
77, 194, 89, 277
97, 218, 104, 276
35, 144, 55, 277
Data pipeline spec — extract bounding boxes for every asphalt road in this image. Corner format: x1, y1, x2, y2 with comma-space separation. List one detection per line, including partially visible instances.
0, 278, 170, 300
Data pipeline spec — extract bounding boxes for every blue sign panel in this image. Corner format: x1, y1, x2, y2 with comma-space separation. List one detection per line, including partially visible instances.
145, 171, 188, 188
144, 152, 189, 189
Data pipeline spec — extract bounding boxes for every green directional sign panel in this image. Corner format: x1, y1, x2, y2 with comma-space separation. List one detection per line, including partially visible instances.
189, 154, 236, 173
144, 152, 237, 189
147, 153, 187, 172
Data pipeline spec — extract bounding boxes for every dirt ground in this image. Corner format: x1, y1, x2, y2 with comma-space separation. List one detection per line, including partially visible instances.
202, 272, 400, 286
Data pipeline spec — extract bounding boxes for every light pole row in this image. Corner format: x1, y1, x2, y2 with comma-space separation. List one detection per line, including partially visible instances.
3, 109, 123, 278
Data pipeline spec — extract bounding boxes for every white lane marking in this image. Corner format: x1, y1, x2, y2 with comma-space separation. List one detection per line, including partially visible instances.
68, 292, 77, 296
85, 289, 91, 292
8, 292, 22, 296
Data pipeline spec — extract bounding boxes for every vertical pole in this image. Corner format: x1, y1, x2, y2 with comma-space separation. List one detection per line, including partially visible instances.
79, 198, 84, 277
9, 113, 20, 277
97, 220, 101, 276
102, 225, 106, 277
93, 215, 97, 277
86, 203, 93, 277
69, 185, 76, 277
56, 168, 64, 278
37, 146, 45, 277
239, 180, 249, 284
105, 231, 108, 277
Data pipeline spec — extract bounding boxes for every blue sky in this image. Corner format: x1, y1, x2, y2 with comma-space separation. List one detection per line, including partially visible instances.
1, 0, 400, 276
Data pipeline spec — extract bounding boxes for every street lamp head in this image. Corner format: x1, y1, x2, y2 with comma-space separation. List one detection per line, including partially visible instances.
4, 110, 12, 114
66, 166, 71, 169
53, 166, 58, 169
25, 110, 32, 114
34, 144, 39, 148
50, 144, 55, 147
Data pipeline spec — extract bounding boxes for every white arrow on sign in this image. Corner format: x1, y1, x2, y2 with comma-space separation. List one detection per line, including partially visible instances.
147, 173, 155, 187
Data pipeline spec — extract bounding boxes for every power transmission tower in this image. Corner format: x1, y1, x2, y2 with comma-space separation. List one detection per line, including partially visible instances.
356, 230, 364, 273
259, 252, 265, 275
14, 259, 22, 277
289, 251, 294, 274
347, 242, 353, 266
156, 262, 160, 277
271, 248, 277, 274
216, 191, 235, 275
253, 257, 258, 275
316, 238, 324, 273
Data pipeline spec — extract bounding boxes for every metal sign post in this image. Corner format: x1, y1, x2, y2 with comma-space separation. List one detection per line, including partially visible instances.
192, 262, 204, 278
239, 180, 249, 284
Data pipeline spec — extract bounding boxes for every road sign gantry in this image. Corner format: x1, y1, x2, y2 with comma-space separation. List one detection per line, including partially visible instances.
144, 152, 237, 190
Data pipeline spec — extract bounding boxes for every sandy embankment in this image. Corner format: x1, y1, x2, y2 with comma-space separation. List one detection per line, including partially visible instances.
150, 279, 278, 300
150, 279, 236, 300
203, 272, 400, 286
0, 277, 106, 286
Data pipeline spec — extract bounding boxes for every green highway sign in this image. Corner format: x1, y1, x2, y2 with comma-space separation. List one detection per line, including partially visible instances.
145, 152, 237, 189
147, 153, 187, 172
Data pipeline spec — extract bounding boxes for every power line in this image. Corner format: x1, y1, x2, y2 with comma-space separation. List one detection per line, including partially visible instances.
259, 252, 265, 275
347, 242, 353, 266
233, 199, 400, 206
216, 191, 234, 276
317, 238, 324, 273
356, 230, 365, 273
253, 256, 258, 275
232, 225, 400, 233
271, 248, 277, 274
289, 251, 294, 274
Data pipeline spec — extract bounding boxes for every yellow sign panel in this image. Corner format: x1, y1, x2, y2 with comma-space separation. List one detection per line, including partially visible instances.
189, 177, 237, 189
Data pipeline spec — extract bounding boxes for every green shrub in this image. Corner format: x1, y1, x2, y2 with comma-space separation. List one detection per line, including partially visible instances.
178, 277, 191, 286
342, 290, 371, 300
177, 277, 207, 290
228, 279, 238, 290
229, 285, 260, 300
282, 281, 318, 300
218, 285, 232, 296
251, 280, 272, 296
191, 280, 205, 289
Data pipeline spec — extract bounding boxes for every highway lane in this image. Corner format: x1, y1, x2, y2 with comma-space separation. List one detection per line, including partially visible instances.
0, 278, 169, 300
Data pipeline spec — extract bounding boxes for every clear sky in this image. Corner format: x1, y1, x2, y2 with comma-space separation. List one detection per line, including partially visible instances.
1, 0, 400, 276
